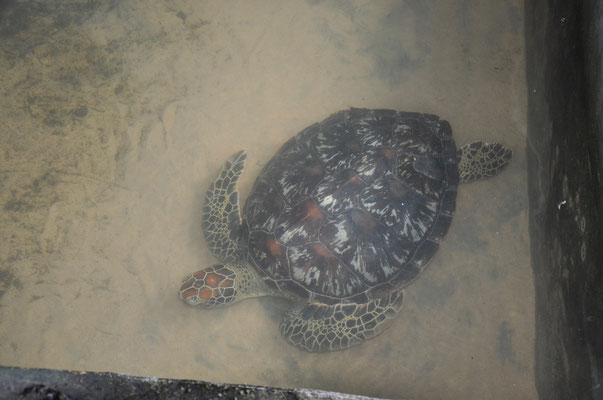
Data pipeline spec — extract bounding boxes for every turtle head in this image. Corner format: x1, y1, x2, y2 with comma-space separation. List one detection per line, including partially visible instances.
179, 263, 264, 308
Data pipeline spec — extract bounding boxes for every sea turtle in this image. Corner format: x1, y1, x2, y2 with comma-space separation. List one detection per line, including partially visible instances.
179, 108, 512, 352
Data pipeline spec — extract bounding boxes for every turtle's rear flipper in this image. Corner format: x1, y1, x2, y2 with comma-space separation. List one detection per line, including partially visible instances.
457, 141, 512, 184
202, 151, 247, 262
280, 291, 404, 352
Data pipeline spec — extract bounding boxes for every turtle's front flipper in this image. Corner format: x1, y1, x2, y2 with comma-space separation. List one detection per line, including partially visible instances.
280, 292, 404, 352
457, 141, 512, 184
203, 151, 247, 262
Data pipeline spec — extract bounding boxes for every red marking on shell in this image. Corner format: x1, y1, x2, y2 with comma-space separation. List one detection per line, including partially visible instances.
345, 173, 362, 184
310, 243, 335, 259
193, 270, 206, 279
276, 199, 326, 246
267, 239, 283, 257
382, 148, 396, 159
302, 201, 325, 223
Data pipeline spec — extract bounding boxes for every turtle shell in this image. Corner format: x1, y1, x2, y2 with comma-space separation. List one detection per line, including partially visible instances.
242, 108, 459, 306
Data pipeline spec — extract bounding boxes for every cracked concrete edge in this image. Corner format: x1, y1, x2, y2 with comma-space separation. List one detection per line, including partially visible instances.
0, 366, 400, 400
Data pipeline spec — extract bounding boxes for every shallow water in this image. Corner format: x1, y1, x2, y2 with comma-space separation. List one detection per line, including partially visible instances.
0, 1, 533, 399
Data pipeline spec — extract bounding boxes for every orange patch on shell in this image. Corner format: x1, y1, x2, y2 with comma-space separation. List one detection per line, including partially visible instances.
302, 202, 324, 222
345, 173, 361, 184
310, 243, 334, 259
267, 238, 283, 257
382, 148, 396, 159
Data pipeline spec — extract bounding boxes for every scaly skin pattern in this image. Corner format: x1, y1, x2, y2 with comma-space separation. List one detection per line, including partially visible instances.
179, 262, 266, 307
179, 265, 238, 307
457, 141, 512, 184
202, 151, 247, 262
280, 291, 404, 352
